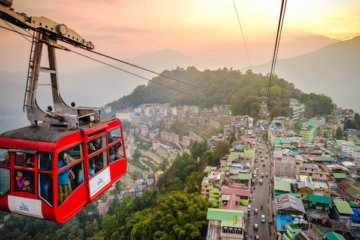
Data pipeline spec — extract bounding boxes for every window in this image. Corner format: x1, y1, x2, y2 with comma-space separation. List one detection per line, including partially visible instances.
109, 142, 124, 163
57, 145, 84, 206
0, 149, 10, 166
15, 152, 34, 168
0, 169, 10, 196
58, 144, 82, 169
89, 151, 107, 177
109, 128, 121, 142
88, 136, 105, 155
14, 170, 34, 193
39, 152, 52, 171
39, 173, 53, 206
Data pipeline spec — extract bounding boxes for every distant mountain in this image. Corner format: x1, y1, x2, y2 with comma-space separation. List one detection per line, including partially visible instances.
129, 49, 198, 72
252, 36, 360, 113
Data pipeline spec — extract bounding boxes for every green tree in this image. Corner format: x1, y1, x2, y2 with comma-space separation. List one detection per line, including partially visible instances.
212, 141, 231, 164
335, 126, 344, 139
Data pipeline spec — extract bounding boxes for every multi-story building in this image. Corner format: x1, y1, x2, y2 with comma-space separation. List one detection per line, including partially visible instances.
300, 123, 317, 143
289, 98, 305, 124
298, 163, 330, 182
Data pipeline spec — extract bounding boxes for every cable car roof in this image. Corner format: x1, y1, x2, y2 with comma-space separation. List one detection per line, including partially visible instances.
0, 119, 116, 143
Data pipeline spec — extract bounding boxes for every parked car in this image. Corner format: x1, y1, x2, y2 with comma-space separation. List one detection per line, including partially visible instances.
259, 179, 263, 185
248, 204, 252, 212
254, 208, 258, 214
254, 223, 259, 230
265, 172, 269, 177
261, 214, 266, 223
254, 235, 260, 240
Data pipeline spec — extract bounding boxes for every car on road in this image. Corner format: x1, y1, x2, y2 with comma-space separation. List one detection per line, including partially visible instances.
260, 173, 264, 178
259, 179, 263, 185
254, 235, 260, 240
254, 208, 258, 214
265, 172, 269, 177
261, 214, 266, 223
253, 223, 259, 230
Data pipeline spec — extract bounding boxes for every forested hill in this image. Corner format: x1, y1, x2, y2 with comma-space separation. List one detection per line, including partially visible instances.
107, 67, 334, 118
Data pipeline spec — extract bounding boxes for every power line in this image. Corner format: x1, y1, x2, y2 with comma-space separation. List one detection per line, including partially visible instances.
266, 0, 287, 105
68, 49, 198, 98
232, 0, 252, 68
2, 20, 32, 43
89, 50, 205, 92
0, 23, 203, 98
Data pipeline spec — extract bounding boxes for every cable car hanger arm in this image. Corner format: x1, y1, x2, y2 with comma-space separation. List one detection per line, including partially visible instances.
0, 3, 94, 50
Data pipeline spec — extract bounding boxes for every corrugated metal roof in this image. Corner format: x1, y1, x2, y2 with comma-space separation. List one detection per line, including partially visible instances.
307, 194, 332, 205
274, 180, 291, 192
334, 200, 354, 215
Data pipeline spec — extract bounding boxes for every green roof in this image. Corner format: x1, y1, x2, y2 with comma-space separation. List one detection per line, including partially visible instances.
207, 208, 244, 228
274, 180, 291, 193
274, 138, 292, 146
238, 173, 252, 180
244, 148, 255, 158
324, 232, 346, 240
307, 194, 332, 205
234, 144, 245, 151
227, 152, 241, 162
332, 173, 348, 179
301, 120, 317, 128
333, 200, 354, 215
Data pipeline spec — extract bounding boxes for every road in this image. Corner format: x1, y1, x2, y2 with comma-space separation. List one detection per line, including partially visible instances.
247, 137, 274, 240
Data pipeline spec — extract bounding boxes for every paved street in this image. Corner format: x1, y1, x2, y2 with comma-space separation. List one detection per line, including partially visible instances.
247, 137, 274, 240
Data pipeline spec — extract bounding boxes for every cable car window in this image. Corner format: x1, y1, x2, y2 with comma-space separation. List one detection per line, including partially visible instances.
15, 152, 34, 168
88, 136, 106, 155
58, 162, 83, 205
0, 149, 10, 166
109, 128, 122, 141
0, 168, 10, 197
39, 152, 53, 171
58, 144, 82, 169
89, 151, 107, 177
109, 142, 124, 163
39, 173, 53, 206
14, 170, 34, 193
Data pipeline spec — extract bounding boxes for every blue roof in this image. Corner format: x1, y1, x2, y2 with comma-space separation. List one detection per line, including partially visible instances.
352, 208, 360, 222
131, 115, 143, 119
276, 214, 293, 232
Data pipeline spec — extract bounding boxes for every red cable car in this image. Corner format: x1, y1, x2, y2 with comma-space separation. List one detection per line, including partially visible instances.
0, 2, 127, 223
0, 118, 127, 223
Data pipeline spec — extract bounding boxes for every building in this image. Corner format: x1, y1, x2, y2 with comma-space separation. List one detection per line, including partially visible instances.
300, 121, 318, 143
303, 194, 333, 211
289, 98, 305, 124
333, 199, 354, 228
206, 208, 245, 240
115, 111, 132, 122
274, 180, 292, 196
275, 194, 306, 216
298, 163, 330, 182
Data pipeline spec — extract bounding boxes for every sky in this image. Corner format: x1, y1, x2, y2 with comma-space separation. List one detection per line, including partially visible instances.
0, 0, 359, 119
0, 0, 359, 73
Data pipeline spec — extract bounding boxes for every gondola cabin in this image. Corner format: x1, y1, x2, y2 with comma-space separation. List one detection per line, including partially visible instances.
0, 118, 127, 223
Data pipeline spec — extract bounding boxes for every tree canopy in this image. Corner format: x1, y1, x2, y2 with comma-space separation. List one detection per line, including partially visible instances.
108, 67, 334, 118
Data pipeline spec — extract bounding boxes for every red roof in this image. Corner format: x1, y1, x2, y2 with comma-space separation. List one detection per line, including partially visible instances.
221, 186, 249, 197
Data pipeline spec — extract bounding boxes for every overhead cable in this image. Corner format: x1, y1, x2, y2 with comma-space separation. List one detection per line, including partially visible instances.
0, 24, 202, 98
266, 0, 287, 105
232, 0, 252, 68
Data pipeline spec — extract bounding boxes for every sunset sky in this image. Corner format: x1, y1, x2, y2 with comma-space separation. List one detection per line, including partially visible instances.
0, 0, 359, 72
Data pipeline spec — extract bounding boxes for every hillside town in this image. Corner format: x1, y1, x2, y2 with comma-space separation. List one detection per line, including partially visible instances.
99, 98, 360, 239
